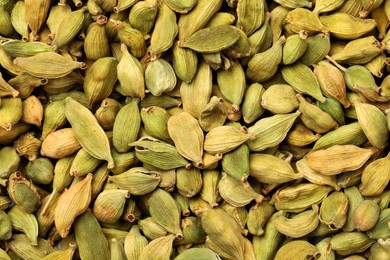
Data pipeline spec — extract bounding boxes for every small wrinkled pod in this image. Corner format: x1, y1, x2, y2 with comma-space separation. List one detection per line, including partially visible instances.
330, 232, 375, 256
124, 225, 148, 260
95, 98, 123, 131
200, 169, 221, 208
7, 234, 55, 259
25, 157, 54, 185
222, 144, 250, 182
300, 32, 331, 66
42, 242, 77, 260
21, 96, 43, 128
181, 216, 206, 244
111, 20, 146, 58
261, 84, 299, 114
199, 96, 227, 132
274, 240, 320, 260
93, 189, 131, 224
8, 172, 41, 214
15, 132, 42, 161
284, 8, 325, 34
247, 201, 275, 236
141, 106, 171, 143
176, 167, 203, 198
319, 191, 349, 229
286, 124, 320, 147
107, 167, 161, 195
139, 217, 168, 240
241, 83, 265, 124
359, 152, 390, 196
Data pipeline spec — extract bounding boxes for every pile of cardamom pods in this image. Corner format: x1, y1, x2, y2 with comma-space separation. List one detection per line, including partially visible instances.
1, 0, 390, 259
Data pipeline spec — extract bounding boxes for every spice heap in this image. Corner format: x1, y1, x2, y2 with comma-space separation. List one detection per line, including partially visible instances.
0, 0, 390, 259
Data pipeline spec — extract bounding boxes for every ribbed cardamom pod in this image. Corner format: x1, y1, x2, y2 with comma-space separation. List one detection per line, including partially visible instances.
300, 32, 331, 66
167, 112, 204, 167
271, 183, 333, 213
36, 192, 61, 237
150, 2, 178, 55
116, 44, 145, 99
110, 149, 136, 175
314, 61, 350, 108
177, 0, 223, 40
110, 238, 126, 260
164, 0, 197, 13
0, 97, 22, 131
285, 7, 325, 34
246, 36, 285, 82
313, 122, 367, 151
359, 152, 390, 196
171, 40, 198, 84
93, 189, 130, 224
112, 98, 141, 153
124, 225, 148, 260
198, 96, 227, 132
130, 136, 191, 170
21, 96, 44, 127
0, 123, 30, 145
274, 240, 319, 260
296, 157, 339, 190
353, 200, 380, 231
111, 20, 146, 58
69, 148, 100, 177
2, 40, 54, 58
247, 111, 300, 151
281, 62, 326, 102
269, 5, 288, 44
0, 72, 19, 98
84, 16, 111, 61
139, 234, 176, 260
180, 61, 212, 118
286, 124, 320, 147
204, 125, 252, 154
297, 94, 338, 133
319, 191, 349, 229
122, 197, 142, 222
8, 171, 41, 213
218, 172, 263, 207
149, 188, 183, 239
145, 58, 177, 96
8, 205, 38, 245
200, 169, 221, 208
253, 212, 285, 260
74, 209, 110, 260
139, 217, 169, 240
275, 205, 320, 238
318, 97, 345, 126
51, 7, 87, 50
216, 60, 246, 106
221, 144, 249, 181
13, 52, 87, 79
7, 234, 55, 260
107, 167, 161, 195
65, 97, 114, 168
41, 100, 67, 141
247, 201, 275, 237
370, 238, 390, 260
372, 5, 389, 39
0, 209, 12, 241
181, 216, 206, 244
343, 186, 364, 232
313, 0, 345, 14
307, 145, 376, 175
201, 208, 245, 260
14, 132, 41, 161
225, 23, 251, 59
83, 57, 118, 108
236, 0, 265, 36
128, 0, 158, 35
353, 100, 388, 149
250, 153, 301, 184
46, 1, 71, 40
25, 157, 53, 185
140, 106, 171, 142
364, 52, 388, 78
332, 36, 384, 64
0, 45, 22, 76
330, 232, 375, 256
0, 146, 19, 178
261, 84, 299, 114
344, 65, 378, 91
25, 0, 50, 39
95, 98, 122, 131
319, 13, 376, 40
180, 25, 240, 53
283, 30, 308, 65
206, 11, 235, 27
54, 173, 93, 238
241, 83, 265, 124
172, 192, 190, 217
10, 0, 29, 40
176, 167, 202, 198
42, 71, 83, 95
